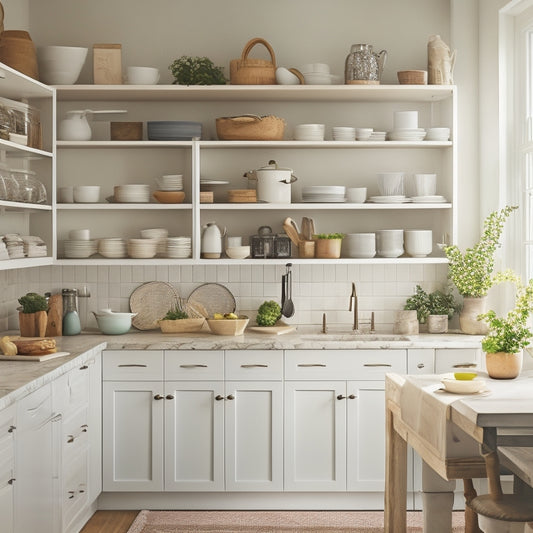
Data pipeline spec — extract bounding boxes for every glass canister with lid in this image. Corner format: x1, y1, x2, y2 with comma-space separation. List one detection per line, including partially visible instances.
9, 168, 47, 204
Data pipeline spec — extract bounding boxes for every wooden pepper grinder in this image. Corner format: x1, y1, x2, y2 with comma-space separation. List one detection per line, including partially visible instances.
45, 292, 63, 337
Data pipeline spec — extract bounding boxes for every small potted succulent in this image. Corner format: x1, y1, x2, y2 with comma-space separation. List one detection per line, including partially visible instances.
169, 56, 226, 85
18, 292, 48, 337
313, 233, 345, 259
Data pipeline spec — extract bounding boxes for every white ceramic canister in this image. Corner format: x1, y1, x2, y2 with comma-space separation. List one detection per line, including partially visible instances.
201, 221, 226, 259
244, 160, 297, 204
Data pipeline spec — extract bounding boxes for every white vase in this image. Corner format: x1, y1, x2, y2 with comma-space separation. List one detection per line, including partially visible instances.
459, 296, 489, 335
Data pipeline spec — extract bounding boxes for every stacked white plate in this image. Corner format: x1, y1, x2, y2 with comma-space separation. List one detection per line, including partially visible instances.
387, 129, 427, 141
294, 124, 325, 141
98, 238, 127, 258
369, 195, 412, 203
411, 195, 447, 203
425, 127, 450, 141
155, 174, 183, 191
127, 238, 158, 258
368, 131, 387, 141
63, 239, 98, 258
114, 184, 151, 203
166, 236, 192, 258
140, 228, 168, 255
332, 127, 356, 141
4, 234, 24, 258
302, 185, 346, 203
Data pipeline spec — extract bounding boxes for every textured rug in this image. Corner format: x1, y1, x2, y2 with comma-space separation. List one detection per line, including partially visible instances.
126, 510, 466, 532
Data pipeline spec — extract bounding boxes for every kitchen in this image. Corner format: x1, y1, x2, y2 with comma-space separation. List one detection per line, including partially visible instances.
0, 1, 531, 533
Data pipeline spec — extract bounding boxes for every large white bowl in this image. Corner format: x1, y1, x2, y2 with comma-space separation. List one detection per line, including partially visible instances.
37, 46, 88, 85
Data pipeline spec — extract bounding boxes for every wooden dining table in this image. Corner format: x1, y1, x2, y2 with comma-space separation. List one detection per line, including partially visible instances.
385, 369, 533, 533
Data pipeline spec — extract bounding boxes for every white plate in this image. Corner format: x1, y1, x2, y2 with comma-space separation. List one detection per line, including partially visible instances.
200, 180, 229, 185
411, 196, 447, 203
369, 196, 411, 203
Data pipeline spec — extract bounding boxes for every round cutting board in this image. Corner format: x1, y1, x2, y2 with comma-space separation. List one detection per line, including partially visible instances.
130, 281, 180, 330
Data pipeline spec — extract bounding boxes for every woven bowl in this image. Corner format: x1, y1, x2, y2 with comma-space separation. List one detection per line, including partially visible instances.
158, 317, 205, 333
397, 70, 428, 85
216, 115, 285, 140
153, 190, 185, 204
206, 316, 249, 336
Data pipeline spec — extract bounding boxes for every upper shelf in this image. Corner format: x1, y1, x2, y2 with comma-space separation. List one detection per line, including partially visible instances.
54, 84, 455, 103
0, 62, 53, 100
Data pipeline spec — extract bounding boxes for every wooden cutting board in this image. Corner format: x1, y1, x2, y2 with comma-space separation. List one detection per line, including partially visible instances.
45, 293, 63, 336
0, 351, 70, 362
248, 325, 296, 335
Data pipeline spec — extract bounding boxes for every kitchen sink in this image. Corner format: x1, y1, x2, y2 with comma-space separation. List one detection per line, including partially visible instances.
300, 333, 411, 342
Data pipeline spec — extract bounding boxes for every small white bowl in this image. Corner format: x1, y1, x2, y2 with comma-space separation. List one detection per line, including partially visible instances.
226, 246, 250, 259
441, 377, 486, 394
73, 185, 100, 203
275, 67, 300, 85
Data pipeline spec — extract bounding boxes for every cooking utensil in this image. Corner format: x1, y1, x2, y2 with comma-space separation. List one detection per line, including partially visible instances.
281, 273, 286, 311
282, 263, 295, 318
283, 217, 302, 247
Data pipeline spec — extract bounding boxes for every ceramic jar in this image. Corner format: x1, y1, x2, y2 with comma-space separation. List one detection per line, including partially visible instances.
393, 310, 419, 335
485, 351, 522, 379
459, 296, 489, 335
427, 314, 448, 334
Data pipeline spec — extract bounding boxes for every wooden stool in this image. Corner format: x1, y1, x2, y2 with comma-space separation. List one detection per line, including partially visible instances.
466, 451, 533, 532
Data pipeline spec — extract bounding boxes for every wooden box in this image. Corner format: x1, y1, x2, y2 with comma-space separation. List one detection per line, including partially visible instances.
93, 44, 122, 84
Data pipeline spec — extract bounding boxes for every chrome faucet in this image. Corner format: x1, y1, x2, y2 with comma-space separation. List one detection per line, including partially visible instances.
349, 282, 358, 330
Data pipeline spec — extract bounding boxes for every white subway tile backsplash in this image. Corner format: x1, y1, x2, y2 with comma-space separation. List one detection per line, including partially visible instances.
156, 265, 169, 281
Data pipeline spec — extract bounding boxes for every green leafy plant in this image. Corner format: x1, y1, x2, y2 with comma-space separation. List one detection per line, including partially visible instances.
162, 306, 189, 320
479, 270, 533, 354
256, 300, 281, 327
404, 285, 456, 323
443, 206, 518, 297
18, 292, 48, 314
169, 56, 226, 85
314, 233, 345, 240
404, 285, 431, 323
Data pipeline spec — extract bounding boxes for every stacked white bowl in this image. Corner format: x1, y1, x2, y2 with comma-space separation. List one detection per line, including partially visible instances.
166, 236, 191, 258
343, 233, 376, 258
127, 238, 158, 258
98, 238, 127, 258
300, 63, 335, 85
114, 184, 150, 203
302, 185, 346, 202
368, 131, 387, 141
140, 228, 168, 255
332, 127, 356, 141
73, 185, 100, 203
377, 172, 405, 196
389, 111, 426, 141
294, 124, 325, 141
155, 174, 183, 191
425, 127, 450, 141
355, 128, 373, 141
63, 239, 98, 258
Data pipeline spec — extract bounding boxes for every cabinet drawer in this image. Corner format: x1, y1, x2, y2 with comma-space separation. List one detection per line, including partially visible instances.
285, 350, 406, 380
225, 350, 283, 380
17, 384, 52, 429
53, 363, 90, 415
103, 350, 163, 380
165, 350, 223, 380
62, 451, 89, 531
435, 348, 480, 374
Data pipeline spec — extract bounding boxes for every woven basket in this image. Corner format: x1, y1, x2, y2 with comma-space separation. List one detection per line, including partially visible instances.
230, 38, 276, 85
158, 317, 205, 333
216, 114, 285, 140
397, 70, 428, 85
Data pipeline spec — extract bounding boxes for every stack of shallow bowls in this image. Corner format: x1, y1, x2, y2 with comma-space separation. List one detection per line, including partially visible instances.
166, 236, 192, 258
98, 238, 127, 258
63, 239, 98, 258
155, 174, 183, 191
147, 121, 202, 141
388, 128, 426, 141
368, 131, 387, 141
332, 127, 356, 141
294, 123, 325, 141
302, 185, 346, 203
114, 184, 150, 203
140, 228, 168, 255
127, 238, 158, 258
425, 127, 450, 141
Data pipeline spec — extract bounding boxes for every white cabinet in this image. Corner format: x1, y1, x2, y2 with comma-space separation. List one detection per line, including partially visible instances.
0, 62, 55, 271
54, 85, 456, 265
0, 405, 15, 533
284, 350, 406, 493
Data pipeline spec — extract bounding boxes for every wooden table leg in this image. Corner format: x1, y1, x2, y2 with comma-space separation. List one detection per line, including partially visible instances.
385, 404, 407, 533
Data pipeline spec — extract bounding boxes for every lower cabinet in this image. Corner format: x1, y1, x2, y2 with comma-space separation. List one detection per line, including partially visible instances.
0, 405, 15, 533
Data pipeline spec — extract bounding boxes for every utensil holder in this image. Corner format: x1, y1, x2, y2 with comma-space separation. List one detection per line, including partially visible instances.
298, 240, 315, 258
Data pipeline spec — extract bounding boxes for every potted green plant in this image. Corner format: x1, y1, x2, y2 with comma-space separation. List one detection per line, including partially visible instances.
313, 233, 345, 259
18, 292, 48, 337
478, 270, 533, 379
169, 56, 226, 85
404, 285, 431, 324
443, 205, 517, 334
426, 290, 457, 333
158, 303, 206, 333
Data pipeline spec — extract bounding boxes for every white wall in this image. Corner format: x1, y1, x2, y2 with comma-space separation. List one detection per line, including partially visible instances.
1, 0, 29, 31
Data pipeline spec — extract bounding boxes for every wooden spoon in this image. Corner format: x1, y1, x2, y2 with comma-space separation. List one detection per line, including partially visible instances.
283, 217, 302, 246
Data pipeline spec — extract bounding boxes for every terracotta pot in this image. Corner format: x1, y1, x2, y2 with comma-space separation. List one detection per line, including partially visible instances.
459, 296, 489, 335
427, 314, 448, 334
0, 30, 39, 80
314, 238, 342, 259
18, 310, 47, 337
485, 351, 522, 379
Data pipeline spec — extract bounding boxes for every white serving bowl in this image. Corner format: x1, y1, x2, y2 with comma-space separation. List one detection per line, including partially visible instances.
441, 377, 486, 394
37, 46, 88, 85
92, 310, 137, 335
73, 185, 100, 203
226, 245, 250, 259
343, 233, 376, 258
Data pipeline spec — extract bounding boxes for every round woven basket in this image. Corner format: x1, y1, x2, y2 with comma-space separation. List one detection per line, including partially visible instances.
397, 70, 428, 85
216, 114, 285, 140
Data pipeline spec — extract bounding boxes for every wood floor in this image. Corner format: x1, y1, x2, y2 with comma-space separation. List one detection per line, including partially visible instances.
80, 511, 139, 533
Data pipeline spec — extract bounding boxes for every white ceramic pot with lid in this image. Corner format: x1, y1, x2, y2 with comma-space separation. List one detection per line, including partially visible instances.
244, 159, 297, 203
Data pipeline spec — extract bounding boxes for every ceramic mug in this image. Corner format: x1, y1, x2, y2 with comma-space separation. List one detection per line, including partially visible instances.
377, 172, 404, 196
414, 174, 437, 197
126, 66, 160, 85
404, 229, 433, 257
376, 229, 404, 258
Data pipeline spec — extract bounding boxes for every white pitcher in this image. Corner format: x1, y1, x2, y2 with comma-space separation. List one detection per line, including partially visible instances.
201, 222, 226, 259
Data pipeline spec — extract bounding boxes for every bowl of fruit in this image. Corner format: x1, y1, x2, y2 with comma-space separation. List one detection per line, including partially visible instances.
206, 312, 249, 336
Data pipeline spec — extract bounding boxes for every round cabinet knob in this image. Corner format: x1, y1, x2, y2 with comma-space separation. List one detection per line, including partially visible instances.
154, 394, 164, 400
166, 394, 175, 400
227, 394, 235, 400
348, 394, 356, 400
215, 395, 225, 401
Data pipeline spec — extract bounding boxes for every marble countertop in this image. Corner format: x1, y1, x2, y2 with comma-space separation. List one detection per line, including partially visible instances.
0, 327, 483, 410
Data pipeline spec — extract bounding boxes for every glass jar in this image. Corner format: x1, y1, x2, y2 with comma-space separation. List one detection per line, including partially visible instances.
9, 168, 46, 204
62, 288, 81, 336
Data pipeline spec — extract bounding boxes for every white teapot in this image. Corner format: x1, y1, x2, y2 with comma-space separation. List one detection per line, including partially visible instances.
201, 222, 226, 259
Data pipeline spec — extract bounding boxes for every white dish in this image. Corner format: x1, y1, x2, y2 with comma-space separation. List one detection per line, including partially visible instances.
411, 195, 447, 203
440, 377, 487, 394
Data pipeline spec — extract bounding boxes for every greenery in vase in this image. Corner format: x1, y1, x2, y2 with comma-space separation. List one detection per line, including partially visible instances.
479, 270, 533, 354
314, 233, 345, 240
404, 285, 457, 323
169, 56, 226, 85
18, 292, 48, 314
443, 205, 517, 297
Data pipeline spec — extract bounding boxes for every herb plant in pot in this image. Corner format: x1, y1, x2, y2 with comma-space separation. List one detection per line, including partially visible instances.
169, 56, 226, 85
18, 292, 48, 337
314, 233, 345, 259
478, 271, 533, 379
404, 285, 456, 333
158, 304, 205, 333
444, 206, 517, 334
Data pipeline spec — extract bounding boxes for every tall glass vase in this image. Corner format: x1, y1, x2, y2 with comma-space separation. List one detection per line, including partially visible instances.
459, 296, 489, 335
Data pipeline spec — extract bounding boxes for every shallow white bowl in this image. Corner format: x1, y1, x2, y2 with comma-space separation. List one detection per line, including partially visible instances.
226, 246, 250, 259
441, 377, 486, 394
37, 46, 88, 85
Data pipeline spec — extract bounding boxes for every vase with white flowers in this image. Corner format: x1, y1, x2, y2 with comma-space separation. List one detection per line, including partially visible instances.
443, 205, 517, 334
478, 270, 533, 379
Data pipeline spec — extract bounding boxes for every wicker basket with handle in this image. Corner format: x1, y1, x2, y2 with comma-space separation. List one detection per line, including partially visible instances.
230, 37, 277, 85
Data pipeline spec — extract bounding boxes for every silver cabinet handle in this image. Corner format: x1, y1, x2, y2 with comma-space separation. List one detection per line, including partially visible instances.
118, 364, 147, 368
297, 363, 326, 367
179, 364, 208, 368
241, 364, 268, 368
363, 363, 392, 367
453, 363, 477, 368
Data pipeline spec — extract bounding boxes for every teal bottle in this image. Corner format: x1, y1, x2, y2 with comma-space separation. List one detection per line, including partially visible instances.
62, 288, 81, 335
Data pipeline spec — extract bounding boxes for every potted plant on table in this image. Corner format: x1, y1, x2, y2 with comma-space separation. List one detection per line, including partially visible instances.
313, 233, 345, 259
443, 205, 517, 334
478, 270, 533, 379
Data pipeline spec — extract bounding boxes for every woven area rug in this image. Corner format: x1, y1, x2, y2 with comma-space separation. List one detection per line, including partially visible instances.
126, 510, 466, 532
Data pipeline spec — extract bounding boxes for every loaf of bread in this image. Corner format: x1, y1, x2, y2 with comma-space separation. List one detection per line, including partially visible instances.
10, 337, 57, 355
